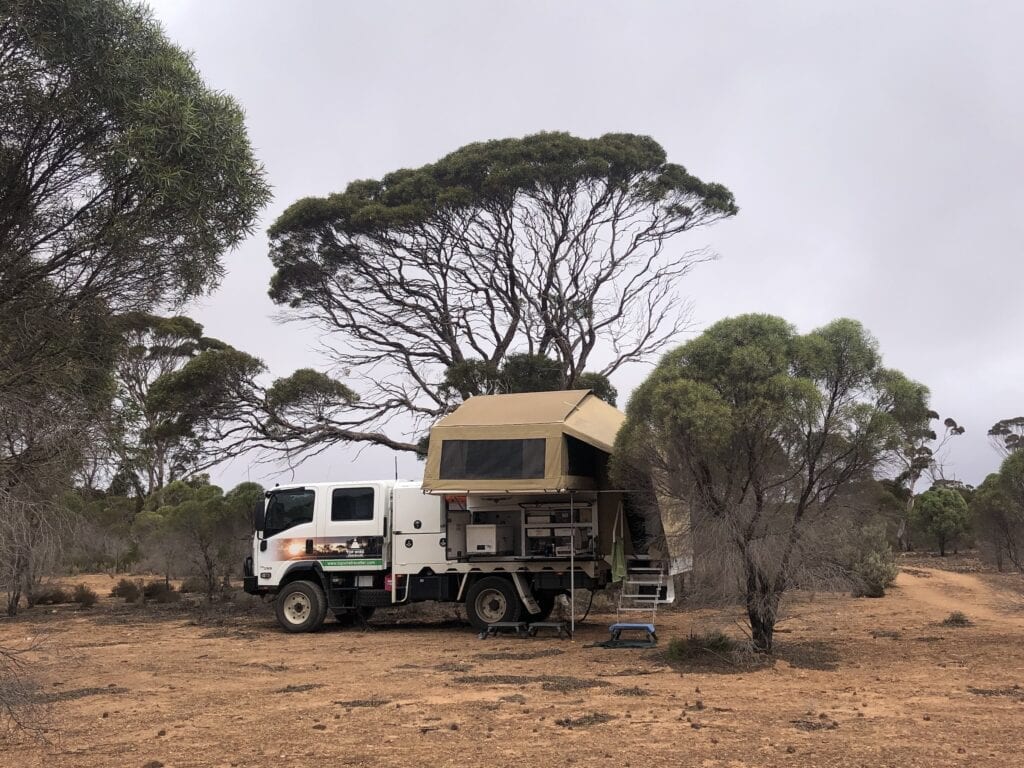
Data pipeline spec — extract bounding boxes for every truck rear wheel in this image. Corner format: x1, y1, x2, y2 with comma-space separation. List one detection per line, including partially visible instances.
275, 580, 327, 633
529, 592, 556, 621
466, 577, 522, 631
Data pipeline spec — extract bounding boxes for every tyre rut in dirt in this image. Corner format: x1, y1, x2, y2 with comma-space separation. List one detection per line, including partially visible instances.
275, 580, 328, 633
465, 576, 522, 631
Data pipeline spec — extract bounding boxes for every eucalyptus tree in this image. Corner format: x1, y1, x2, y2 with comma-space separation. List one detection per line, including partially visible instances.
265, 131, 735, 455
0, 0, 268, 629
972, 453, 1024, 571
988, 417, 1024, 456
614, 314, 929, 652
105, 313, 264, 497
912, 486, 969, 556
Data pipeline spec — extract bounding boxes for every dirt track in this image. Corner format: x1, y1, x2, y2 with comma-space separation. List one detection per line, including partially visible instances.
2, 564, 1024, 768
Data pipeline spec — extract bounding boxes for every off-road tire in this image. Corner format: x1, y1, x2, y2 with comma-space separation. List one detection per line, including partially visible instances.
275, 580, 327, 633
528, 592, 557, 621
465, 577, 522, 631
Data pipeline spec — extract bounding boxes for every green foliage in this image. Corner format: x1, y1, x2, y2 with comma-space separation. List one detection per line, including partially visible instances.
1, 0, 270, 311
913, 487, 970, 556
65, 492, 138, 572
264, 368, 357, 429
843, 522, 899, 598
131, 478, 261, 599
268, 132, 735, 268
615, 314, 926, 652
71, 584, 98, 608
972, 453, 1024, 571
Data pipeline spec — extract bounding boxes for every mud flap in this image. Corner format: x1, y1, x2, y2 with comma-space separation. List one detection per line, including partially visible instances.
510, 573, 541, 614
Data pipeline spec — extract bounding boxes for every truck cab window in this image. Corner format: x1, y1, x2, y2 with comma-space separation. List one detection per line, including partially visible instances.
264, 489, 315, 535
332, 487, 375, 521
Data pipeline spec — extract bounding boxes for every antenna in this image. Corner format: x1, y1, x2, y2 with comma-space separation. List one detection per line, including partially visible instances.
394, 456, 399, 481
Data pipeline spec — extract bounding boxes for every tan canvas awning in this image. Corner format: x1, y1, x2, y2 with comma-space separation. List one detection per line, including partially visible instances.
421, 390, 625, 493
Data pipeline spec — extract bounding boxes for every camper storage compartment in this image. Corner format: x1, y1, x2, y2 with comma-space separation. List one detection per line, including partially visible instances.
466, 524, 514, 555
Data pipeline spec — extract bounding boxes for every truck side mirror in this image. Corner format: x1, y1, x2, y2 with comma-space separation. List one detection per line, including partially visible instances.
251, 500, 266, 533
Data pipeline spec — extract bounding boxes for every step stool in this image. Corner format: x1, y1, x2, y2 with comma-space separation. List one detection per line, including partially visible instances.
527, 621, 572, 640
607, 622, 657, 647
479, 621, 529, 640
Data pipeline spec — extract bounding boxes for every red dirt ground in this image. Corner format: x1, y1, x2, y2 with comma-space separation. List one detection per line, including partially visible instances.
2, 563, 1023, 768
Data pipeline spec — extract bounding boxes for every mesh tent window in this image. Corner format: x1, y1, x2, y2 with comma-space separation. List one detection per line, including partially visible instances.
439, 438, 545, 480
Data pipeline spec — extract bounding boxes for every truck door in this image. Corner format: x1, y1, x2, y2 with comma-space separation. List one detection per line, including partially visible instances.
317, 484, 386, 571
259, 487, 318, 581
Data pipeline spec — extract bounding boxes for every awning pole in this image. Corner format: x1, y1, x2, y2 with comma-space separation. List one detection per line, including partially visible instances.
570, 492, 575, 635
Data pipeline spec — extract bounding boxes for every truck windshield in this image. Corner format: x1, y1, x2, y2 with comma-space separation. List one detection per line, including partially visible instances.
264, 488, 315, 536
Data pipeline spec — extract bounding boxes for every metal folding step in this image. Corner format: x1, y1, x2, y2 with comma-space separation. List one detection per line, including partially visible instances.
617, 566, 665, 624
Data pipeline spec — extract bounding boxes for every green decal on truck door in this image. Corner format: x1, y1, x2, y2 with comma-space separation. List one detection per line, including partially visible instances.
319, 558, 384, 568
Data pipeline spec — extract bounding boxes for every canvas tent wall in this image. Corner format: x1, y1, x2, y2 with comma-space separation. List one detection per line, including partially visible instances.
421, 390, 623, 494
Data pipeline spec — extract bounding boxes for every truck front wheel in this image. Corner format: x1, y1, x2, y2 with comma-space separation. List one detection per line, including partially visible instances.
275, 580, 327, 633
465, 577, 522, 631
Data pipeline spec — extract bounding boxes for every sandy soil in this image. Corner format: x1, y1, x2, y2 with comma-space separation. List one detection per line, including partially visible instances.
2, 565, 1024, 768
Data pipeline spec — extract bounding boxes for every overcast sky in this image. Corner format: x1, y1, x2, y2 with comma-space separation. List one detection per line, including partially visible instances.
147, 0, 1023, 490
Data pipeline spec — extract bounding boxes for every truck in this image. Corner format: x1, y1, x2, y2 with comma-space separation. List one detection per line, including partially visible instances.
242, 390, 682, 633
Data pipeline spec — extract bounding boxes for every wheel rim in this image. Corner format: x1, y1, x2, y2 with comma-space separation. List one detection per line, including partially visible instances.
283, 592, 311, 624
474, 588, 508, 623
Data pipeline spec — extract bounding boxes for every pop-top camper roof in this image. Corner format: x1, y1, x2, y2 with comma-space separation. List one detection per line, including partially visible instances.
421, 390, 625, 493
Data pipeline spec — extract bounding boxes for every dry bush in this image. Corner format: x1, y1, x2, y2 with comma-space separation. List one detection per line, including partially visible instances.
0, 638, 48, 740
30, 585, 70, 605
178, 575, 206, 594
71, 584, 97, 608
666, 630, 738, 662
110, 578, 141, 602
142, 580, 173, 600
941, 611, 972, 627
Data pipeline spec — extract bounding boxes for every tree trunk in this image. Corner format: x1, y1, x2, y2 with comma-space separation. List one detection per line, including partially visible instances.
745, 562, 780, 653
6, 589, 20, 617
748, 605, 776, 653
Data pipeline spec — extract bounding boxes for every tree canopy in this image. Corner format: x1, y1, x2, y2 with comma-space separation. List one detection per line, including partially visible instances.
912, 486, 969, 556
614, 314, 929, 651
1, 0, 270, 314
263, 131, 735, 456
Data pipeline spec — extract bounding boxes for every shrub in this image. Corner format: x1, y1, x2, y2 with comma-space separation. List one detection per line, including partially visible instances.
153, 588, 182, 604
71, 584, 98, 608
178, 575, 206, 594
667, 630, 737, 662
941, 611, 972, 627
111, 578, 142, 602
143, 580, 174, 599
842, 521, 898, 598
33, 585, 70, 605
852, 550, 899, 598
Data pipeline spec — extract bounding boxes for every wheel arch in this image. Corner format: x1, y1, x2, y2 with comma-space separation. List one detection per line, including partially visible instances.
278, 562, 328, 593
